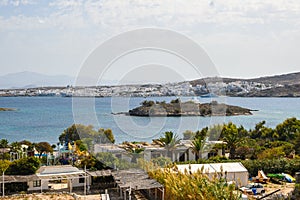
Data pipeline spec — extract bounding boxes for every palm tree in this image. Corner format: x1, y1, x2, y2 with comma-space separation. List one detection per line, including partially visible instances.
129, 147, 145, 163
191, 137, 206, 160
221, 123, 244, 159
158, 131, 181, 159
0, 139, 9, 148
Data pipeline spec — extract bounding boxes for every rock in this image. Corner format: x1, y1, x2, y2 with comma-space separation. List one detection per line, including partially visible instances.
127, 99, 254, 117
0, 107, 16, 111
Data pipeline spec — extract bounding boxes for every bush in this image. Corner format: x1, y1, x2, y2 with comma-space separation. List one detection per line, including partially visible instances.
241, 158, 300, 177
6, 157, 40, 175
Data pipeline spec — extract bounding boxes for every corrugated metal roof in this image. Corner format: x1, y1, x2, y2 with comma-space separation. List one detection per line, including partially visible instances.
0, 174, 39, 183
112, 169, 163, 190
36, 165, 82, 175
86, 170, 112, 177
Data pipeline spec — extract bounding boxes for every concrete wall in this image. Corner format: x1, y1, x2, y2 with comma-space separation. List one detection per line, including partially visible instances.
27, 180, 48, 191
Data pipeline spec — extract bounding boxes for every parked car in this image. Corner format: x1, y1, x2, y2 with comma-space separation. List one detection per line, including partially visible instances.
239, 183, 265, 194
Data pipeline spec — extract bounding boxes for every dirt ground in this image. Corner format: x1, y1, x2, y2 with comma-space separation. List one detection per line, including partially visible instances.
0, 193, 76, 200
245, 182, 295, 199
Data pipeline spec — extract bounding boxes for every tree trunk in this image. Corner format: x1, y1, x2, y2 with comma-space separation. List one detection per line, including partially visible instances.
229, 148, 235, 159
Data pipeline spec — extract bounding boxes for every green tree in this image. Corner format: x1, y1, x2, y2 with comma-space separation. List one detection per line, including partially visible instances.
250, 121, 275, 141
95, 152, 119, 169
35, 142, 53, 158
6, 157, 40, 175
98, 128, 115, 144
221, 123, 244, 159
207, 124, 223, 141
158, 131, 181, 159
183, 130, 195, 140
0, 160, 10, 173
75, 140, 88, 152
275, 117, 300, 141
141, 100, 155, 107
0, 139, 9, 148
295, 134, 300, 155
127, 147, 144, 163
10, 141, 22, 152
59, 124, 86, 143
191, 137, 206, 160
257, 147, 285, 159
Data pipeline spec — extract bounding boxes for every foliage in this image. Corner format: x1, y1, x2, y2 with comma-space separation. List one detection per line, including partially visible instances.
0, 160, 11, 172
295, 134, 300, 155
241, 158, 300, 177
151, 156, 172, 167
75, 140, 88, 152
275, 117, 300, 141
0, 139, 9, 148
141, 100, 155, 107
6, 157, 40, 175
207, 124, 223, 141
127, 147, 145, 163
158, 131, 181, 158
76, 154, 106, 170
104, 129, 115, 143
257, 147, 285, 159
94, 152, 134, 170
220, 123, 245, 159
147, 164, 241, 200
191, 137, 206, 160
183, 130, 195, 140
59, 124, 116, 145
170, 98, 181, 104
35, 142, 53, 158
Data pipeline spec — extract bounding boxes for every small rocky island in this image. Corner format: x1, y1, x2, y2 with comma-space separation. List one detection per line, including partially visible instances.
127, 99, 255, 117
0, 107, 16, 111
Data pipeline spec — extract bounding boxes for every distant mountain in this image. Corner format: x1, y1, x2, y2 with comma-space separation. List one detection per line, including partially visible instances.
0, 71, 75, 89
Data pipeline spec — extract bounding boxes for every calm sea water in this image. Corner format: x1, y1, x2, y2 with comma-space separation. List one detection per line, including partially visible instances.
1, 96, 300, 144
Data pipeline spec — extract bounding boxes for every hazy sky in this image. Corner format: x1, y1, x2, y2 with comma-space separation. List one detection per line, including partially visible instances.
1, 0, 300, 81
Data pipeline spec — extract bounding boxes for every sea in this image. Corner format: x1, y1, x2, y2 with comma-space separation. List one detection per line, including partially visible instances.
1, 96, 300, 144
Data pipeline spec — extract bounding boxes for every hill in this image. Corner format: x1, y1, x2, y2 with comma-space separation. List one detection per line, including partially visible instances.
0, 71, 74, 89
189, 72, 300, 97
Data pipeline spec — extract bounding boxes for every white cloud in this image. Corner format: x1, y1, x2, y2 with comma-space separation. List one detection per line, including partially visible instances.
0, 0, 35, 6
1, 0, 300, 77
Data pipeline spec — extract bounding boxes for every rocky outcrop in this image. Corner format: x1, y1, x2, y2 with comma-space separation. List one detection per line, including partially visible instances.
0, 108, 16, 111
127, 100, 254, 117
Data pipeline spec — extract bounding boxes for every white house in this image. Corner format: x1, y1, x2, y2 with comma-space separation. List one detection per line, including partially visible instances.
31, 165, 89, 192
94, 140, 225, 164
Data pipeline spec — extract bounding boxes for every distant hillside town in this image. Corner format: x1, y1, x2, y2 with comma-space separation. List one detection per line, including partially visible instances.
1, 72, 300, 97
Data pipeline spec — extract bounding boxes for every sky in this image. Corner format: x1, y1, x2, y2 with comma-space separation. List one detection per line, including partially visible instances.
1, 0, 300, 83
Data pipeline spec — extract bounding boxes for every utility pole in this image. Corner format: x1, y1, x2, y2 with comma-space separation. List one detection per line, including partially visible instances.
2, 171, 4, 197
84, 165, 86, 196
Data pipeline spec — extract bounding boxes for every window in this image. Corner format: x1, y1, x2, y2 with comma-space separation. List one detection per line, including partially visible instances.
79, 175, 85, 183
33, 180, 41, 187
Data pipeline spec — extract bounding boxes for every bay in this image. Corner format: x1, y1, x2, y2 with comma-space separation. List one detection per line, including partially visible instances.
0, 96, 300, 144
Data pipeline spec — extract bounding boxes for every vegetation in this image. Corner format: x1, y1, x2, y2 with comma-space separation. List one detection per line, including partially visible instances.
146, 162, 241, 200
35, 142, 53, 158
129, 99, 253, 116
1, 117, 300, 198
156, 131, 180, 158
6, 157, 40, 175
59, 124, 115, 144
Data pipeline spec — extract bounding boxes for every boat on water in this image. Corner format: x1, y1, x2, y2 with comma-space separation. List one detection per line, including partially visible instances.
200, 93, 218, 98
